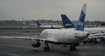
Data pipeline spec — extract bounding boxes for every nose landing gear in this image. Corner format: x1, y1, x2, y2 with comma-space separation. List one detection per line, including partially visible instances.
44, 41, 50, 51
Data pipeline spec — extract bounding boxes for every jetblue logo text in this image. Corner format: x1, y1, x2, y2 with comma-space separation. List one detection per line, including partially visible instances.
65, 23, 72, 26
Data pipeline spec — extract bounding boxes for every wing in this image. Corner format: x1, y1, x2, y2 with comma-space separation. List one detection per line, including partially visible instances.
0, 36, 58, 42
89, 33, 105, 38
0, 36, 38, 40
90, 33, 105, 36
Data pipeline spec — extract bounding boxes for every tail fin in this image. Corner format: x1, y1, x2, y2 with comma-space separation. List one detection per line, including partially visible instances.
61, 14, 75, 28
36, 21, 41, 27
75, 3, 87, 31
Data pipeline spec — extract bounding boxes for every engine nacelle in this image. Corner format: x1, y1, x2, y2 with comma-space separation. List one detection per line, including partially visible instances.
31, 40, 41, 48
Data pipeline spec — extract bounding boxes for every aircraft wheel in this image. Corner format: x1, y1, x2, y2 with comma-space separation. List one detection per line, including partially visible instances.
83, 41, 86, 44
94, 41, 97, 44
70, 45, 76, 51
70, 46, 73, 51
72, 45, 76, 50
44, 47, 50, 51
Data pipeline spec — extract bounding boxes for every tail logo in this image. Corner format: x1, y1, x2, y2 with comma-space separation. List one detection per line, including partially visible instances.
65, 23, 72, 26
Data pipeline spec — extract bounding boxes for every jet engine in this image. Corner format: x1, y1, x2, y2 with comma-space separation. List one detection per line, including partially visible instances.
31, 40, 41, 48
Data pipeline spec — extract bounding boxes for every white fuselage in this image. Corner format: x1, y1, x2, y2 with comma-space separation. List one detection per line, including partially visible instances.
40, 29, 89, 43
61, 27, 105, 39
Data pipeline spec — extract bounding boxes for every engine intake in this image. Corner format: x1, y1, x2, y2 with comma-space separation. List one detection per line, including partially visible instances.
31, 40, 41, 48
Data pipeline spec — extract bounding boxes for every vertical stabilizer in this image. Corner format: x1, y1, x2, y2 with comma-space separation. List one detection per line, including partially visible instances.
36, 21, 41, 27
76, 3, 87, 31
61, 14, 75, 28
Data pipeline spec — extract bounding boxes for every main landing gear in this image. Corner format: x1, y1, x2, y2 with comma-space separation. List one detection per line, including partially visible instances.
44, 41, 50, 51
70, 44, 76, 51
43, 42, 78, 51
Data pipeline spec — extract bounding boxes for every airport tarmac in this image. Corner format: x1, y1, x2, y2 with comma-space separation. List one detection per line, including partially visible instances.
0, 29, 105, 56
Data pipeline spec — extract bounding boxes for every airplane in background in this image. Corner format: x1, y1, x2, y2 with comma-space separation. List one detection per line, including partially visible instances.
0, 3, 89, 51
36, 21, 63, 28
61, 14, 105, 34
61, 12, 105, 44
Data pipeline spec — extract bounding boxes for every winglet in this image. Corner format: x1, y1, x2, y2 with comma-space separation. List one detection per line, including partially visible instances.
61, 14, 75, 28
76, 3, 87, 31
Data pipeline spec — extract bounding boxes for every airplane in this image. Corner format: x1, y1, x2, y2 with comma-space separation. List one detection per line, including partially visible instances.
31, 3, 89, 51
0, 3, 89, 51
36, 21, 63, 28
61, 12, 105, 44
61, 14, 105, 34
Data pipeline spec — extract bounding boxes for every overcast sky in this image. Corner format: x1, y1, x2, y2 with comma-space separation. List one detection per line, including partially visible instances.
0, 0, 105, 21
